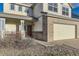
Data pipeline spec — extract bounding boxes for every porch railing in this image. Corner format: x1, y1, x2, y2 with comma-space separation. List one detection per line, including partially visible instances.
0, 31, 31, 40
0, 31, 22, 40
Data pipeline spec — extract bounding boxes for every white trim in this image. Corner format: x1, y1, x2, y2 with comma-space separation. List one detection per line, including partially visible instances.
20, 20, 25, 38
0, 18, 5, 39
0, 13, 32, 20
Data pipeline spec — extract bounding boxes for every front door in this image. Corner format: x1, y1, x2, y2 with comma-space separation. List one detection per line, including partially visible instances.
27, 25, 32, 37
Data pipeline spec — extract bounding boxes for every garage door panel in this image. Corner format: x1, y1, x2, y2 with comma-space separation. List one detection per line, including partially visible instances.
54, 24, 75, 40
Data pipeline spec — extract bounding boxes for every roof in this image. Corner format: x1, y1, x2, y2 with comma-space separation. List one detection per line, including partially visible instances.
14, 3, 33, 7
68, 3, 72, 9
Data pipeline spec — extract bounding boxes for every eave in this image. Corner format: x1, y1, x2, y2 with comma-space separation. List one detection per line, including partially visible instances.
0, 13, 33, 21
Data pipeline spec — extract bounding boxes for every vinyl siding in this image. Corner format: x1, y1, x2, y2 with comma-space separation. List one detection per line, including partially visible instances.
33, 17, 43, 31
43, 3, 71, 17
33, 4, 43, 31
3, 3, 28, 16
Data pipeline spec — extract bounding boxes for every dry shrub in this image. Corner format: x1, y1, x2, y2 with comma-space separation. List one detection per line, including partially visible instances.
0, 34, 44, 49
0, 34, 79, 55
0, 39, 31, 49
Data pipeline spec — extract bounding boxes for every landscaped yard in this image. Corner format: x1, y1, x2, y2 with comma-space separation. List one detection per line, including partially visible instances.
0, 38, 79, 56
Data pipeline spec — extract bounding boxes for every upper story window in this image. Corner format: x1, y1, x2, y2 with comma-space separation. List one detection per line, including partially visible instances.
27, 8, 33, 16
18, 5, 22, 12
25, 7, 28, 13
10, 3, 15, 10
62, 7, 69, 16
48, 3, 58, 12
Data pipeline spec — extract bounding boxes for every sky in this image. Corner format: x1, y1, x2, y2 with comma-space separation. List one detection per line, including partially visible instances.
72, 3, 79, 8
72, 3, 79, 15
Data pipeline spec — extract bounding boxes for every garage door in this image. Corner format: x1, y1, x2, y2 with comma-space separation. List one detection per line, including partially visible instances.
54, 24, 75, 40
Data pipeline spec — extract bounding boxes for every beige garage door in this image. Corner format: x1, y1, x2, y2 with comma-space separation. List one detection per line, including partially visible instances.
54, 24, 75, 40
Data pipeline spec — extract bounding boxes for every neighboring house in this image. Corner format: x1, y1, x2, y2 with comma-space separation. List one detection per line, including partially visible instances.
32, 3, 79, 42
1, 3, 79, 42
0, 3, 33, 38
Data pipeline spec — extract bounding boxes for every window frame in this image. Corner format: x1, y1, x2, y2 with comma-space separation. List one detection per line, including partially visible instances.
18, 5, 22, 12
10, 3, 15, 10
48, 3, 58, 12
25, 7, 28, 13
62, 6, 69, 16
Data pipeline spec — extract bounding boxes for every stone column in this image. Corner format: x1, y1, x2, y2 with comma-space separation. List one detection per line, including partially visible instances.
16, 24, 20, 39
41, 12, 48, 42
0, 18, 5, 39
20, 20, 25, 39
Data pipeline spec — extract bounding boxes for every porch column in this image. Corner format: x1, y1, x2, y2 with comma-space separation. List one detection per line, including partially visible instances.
0, 18, 5, 39
20, 20, 25, 39
16, 24, 20, 39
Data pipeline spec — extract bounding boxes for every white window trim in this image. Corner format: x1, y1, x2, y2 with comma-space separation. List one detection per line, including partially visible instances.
62, 6, 69, 16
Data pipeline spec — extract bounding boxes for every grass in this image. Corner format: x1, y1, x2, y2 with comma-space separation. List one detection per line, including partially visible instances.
0, 38, 79, 56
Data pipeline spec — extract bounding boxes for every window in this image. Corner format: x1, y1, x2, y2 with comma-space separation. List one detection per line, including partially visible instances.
18, 5, 22, 12
10, 3, 15, 10
62, 7, 69, 16
26, 8, 33, 16
48, 3, 58, 12
25, 7, 28, 13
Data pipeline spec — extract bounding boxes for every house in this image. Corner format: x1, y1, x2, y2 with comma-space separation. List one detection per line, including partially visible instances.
32, 3, 79, 42
0, 3, 79, 42
0, 3, 33, 38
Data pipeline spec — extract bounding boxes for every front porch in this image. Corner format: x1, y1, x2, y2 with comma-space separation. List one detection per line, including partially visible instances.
0, 17, 33, 39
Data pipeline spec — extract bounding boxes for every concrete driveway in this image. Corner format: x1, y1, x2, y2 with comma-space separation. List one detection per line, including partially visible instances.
52, 39, 79, 49
32, 38, 79, 49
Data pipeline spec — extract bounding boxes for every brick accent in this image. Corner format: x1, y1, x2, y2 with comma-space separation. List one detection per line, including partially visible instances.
32, 12, 48, 42
32, 32, 43, 41
41, 12, 48, 42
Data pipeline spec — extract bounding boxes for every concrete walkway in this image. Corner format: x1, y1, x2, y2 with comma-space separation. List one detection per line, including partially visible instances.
25, 37, 55, 47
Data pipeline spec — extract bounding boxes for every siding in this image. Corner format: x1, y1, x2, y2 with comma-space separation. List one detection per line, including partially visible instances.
33, 17, 43, 31
33, 3, 43, 18
33, 4, 43, 31
4, 3, 28, 16
43, 3, 71, 18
